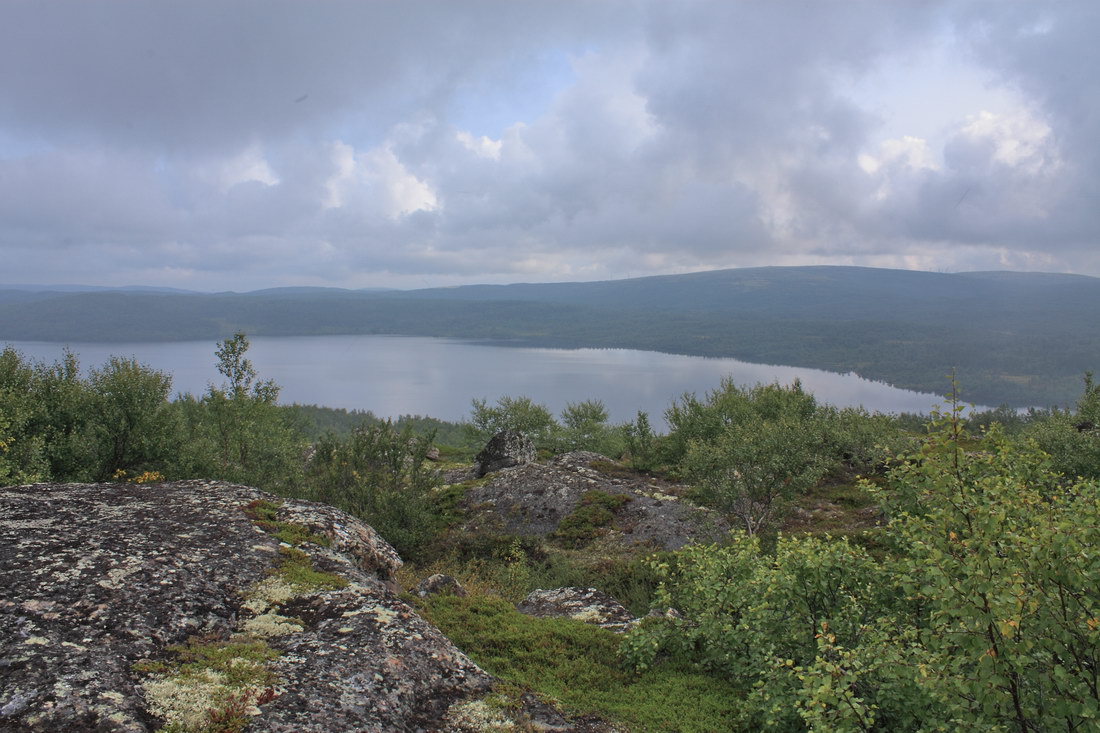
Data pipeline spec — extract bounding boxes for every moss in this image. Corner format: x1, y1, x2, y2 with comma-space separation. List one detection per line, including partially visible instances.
241, 499, 330, 548
431, 482, 469, 526
587, 460, 644, 480
272, 545, 348, 592
553, 490, 632, 548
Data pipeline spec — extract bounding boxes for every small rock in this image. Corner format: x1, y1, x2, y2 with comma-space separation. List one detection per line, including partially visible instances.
645, 607, 683, 621
414, 574, 467, 598
517, 588, 636, 633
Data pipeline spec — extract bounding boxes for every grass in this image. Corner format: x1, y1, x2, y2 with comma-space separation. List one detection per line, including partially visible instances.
414, 593, 743, 732
782, 480, 880, 537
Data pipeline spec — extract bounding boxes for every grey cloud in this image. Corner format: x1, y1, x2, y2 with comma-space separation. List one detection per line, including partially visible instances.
1, 1, 1098, 290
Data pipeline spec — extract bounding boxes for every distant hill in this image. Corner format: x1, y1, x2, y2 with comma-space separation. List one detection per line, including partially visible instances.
2, 266, 1099, 408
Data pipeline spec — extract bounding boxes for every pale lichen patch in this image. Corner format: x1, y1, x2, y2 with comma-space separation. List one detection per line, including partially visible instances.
242, 576, 297, 615
445, 694, 518, 731
238, 613, 304, 638
569, 608, 606, 624
143, 668, 229, 730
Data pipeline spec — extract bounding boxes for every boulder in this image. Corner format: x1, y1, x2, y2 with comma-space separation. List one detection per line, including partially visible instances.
460, 451, 730, 550
475, 430, 536, 477
0, 480, 499, 731
517, 588, 636, 633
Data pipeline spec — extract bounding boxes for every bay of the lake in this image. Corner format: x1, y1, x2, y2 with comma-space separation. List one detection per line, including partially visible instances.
4, 334, 954, 426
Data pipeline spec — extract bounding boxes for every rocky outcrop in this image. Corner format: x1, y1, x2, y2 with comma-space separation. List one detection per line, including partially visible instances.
459, 451, 729, 550
475, 430, 536, 477
517, 588, 636, 633
0, 480, 501, 732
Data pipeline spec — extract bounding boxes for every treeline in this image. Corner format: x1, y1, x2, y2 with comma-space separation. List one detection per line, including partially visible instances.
6, 264, 1100, 408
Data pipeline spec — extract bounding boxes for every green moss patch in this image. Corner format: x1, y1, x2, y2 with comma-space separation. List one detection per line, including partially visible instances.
272, 546, 348, 593
415, 593, 741, 732
553, 490, 632, 547
781, 481, 880, 538
588, 460, 646, 480
241, 499, 330, 547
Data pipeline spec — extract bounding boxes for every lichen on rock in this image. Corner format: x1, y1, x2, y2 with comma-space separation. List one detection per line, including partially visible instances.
0, 480, 493, 731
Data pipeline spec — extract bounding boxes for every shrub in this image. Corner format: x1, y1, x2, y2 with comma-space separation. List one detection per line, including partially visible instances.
465, 395, 558, 449
626, 396, 1100, 730
304, 420, 442, 561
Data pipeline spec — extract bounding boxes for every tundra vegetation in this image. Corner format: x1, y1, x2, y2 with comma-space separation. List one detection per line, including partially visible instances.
3, 335, 1100, 730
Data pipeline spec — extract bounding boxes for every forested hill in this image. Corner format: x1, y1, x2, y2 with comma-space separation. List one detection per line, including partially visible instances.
3, 265, 1100, 408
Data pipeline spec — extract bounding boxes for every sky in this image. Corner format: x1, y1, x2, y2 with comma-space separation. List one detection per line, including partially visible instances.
0, 0, 1096, 292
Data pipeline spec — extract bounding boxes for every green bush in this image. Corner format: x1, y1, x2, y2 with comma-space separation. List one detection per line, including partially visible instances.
625, 400, 1100, 730
86, 356, 177, 481
1025, 373, 1100, 480
621, 410, 657, 472
175, 333, 304, 491
303, 420, 442, 561
465, 395, 558, 449
684, 414, 827, 537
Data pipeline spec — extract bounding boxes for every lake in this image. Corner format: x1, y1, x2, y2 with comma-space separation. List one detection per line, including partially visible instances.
3, 334, 956, 426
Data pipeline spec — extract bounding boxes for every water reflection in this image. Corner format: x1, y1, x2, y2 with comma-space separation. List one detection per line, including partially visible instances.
4, 334, 960, 427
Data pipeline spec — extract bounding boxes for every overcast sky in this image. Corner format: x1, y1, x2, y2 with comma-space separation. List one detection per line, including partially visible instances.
1, 1, 1096, 291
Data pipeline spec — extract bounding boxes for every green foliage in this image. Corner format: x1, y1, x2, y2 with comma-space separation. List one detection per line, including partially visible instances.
178, 334, 303, 492
621, 410, 657, 472
28, 349, 96, 480
622, 535, 894, 729
414, 592, 742, 732
86, 356, 177, 481
685, 414, 827, 536
303, 420, 442, 561
0, 347, 47, 483
627, 395, 1100, 730
876, 402, 1100, 730
465, 395, 558, 449
1026, 372, 1100, 480
664, 379, 818, 464
552, 399, 624, 456
666, 379, 902, 534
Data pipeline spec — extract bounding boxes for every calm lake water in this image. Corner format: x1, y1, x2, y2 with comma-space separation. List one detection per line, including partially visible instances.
4, 335, 954, 426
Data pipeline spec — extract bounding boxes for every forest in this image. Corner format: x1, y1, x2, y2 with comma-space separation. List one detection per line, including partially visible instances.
3, 334, 1100, 731
3, 265, 1100, 407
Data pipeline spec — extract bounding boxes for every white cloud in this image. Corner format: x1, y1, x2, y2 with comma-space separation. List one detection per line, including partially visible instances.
455, 131, 502, 160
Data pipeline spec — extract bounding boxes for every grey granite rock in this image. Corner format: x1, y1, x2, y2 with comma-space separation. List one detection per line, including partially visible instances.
460, 451, 729, 550
475, 431, 536, 477
0, 480, 493, 732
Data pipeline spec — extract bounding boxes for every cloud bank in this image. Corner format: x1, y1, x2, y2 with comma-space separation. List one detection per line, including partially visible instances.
0, 0, 1096, 290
